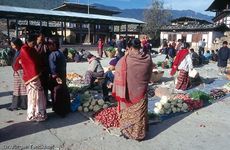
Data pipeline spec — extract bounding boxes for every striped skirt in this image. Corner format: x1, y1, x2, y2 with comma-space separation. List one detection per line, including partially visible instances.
13, 70, 27, 96
176, 70, 190, 91
119, 98, 148, 141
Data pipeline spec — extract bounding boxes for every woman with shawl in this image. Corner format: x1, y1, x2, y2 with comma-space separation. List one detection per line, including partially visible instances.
112, 38, 152, 140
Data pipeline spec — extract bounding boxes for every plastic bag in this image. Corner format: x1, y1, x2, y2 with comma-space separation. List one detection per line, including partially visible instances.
70, 94, 81, 112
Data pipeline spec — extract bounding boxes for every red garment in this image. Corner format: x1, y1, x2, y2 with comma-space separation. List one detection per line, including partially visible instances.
98, 40, 104, 49
19, 44, 41, 84
13, 56, 23, 71
112, 51, 152, 110
176, 70, 190, 90
170, 49, 189, 76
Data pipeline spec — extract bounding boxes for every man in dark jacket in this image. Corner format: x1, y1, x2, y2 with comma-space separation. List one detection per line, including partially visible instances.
218, 41, 230, 74
48, 37, 70, 117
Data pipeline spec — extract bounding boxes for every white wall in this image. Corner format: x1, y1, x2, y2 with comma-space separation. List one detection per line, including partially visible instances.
186, 34, 192, 42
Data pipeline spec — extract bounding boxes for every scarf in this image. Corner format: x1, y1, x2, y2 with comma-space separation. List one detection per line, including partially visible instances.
112, 51, 152, 109
170, 49, 189, 76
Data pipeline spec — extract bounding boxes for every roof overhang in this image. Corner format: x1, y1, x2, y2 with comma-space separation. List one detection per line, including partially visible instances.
0, 5, 144, 25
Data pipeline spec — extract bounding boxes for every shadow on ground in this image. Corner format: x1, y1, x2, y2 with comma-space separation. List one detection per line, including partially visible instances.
0, 91, 12, 98
0, 112, 88, 142
146, 112, 192, 140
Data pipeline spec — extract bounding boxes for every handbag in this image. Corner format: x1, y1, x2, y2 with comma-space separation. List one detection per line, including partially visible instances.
189, 69, 198, 78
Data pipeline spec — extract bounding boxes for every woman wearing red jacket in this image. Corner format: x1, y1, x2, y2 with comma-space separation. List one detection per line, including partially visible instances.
18, 34, 47, 121
7, 38, 27, 111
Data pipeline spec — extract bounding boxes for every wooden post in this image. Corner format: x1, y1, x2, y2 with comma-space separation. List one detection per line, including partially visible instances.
125, 24, 128, 39
16, 19, 18, 38
64, 21, 67, 43
138, 24, 141, 38
40, 21, 42, 30
6, 18, 10, 38
119, 25, 121, 37
79, 22, 82, 44
93, 23, 96, 44
61, 21, 64, 44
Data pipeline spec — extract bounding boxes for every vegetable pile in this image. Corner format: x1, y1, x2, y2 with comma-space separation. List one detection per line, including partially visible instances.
173, 94, 203, 111
154, 96, 189, 115
210, 89, 226, 100
78, 91, 110, 113
94, 107, 119, 128
223, 82, 230, 91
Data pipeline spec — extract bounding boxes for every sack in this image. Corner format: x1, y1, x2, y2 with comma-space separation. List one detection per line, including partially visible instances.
189, 69, 198, 78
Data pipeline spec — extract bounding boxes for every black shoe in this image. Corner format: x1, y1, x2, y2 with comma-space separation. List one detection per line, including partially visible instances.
7, 107, 18, 111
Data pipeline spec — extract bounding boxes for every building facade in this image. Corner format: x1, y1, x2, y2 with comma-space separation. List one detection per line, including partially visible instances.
160, 17, 229, 51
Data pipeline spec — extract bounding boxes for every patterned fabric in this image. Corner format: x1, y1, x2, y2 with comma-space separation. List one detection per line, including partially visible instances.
176, 70, 190, 91
170, 49, 189, 76
26, 78, 47, 121
112, 50, 152, 109
84, 70, 104, 85
13, 70, 27, 96
119, 98, 148, 140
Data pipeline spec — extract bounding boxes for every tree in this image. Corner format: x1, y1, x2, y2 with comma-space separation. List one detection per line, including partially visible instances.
143, 0, 172, 40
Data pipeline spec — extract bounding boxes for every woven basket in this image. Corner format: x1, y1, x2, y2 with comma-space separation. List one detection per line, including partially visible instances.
106, 51, 116, 58
151, 71, 164, 83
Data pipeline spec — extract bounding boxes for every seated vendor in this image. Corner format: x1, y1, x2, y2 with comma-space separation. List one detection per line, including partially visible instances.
84, 53, 104, 86
190, 48, 199, 67
102, 57, 119, 101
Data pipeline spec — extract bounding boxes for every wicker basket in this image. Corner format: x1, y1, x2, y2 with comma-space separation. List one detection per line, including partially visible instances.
226, 67, 230, 80
106, 51, 116, 58
151, 71, 164, 83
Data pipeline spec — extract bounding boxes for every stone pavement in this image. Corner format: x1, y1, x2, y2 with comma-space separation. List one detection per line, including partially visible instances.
1, 54, 230, 150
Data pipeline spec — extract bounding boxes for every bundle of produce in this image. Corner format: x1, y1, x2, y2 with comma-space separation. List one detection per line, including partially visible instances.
78, 91, 110, 113
223, 82, 230, 91
173, 94, 203, 111
94, 107, 119, 128
151, 69, 164, 83
161, 61, 169, 69
66, 73, 83, 81
154, 96, 189, 115
189, 90, 213, 104
156, 61, 163, 67
210, 89, 226, 100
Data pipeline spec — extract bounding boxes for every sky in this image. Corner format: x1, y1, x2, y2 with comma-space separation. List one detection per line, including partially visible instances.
69, 0, 215, 16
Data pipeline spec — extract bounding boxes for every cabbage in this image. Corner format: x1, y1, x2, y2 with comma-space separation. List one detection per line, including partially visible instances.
93, 105, 101, 112
83, 107, 89, 112
163, 103, 170, 109
97, 99, 105, 106
160, 96, 169, 104
154, 107, 160, 114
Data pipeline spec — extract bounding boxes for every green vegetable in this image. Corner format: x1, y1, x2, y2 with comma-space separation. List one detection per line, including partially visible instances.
189, 90, 213, 103
157, 61, 163, 67
106, 47, 116, 52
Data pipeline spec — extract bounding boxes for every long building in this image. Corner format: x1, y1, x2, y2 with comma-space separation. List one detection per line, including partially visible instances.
0, 2, 144, 45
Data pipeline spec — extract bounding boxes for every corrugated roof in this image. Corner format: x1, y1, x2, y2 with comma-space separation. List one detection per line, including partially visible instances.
0, 5, 144, 25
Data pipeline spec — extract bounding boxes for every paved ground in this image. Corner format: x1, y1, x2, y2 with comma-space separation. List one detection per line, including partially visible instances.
0, 53, 230, 150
